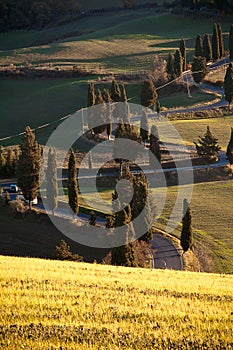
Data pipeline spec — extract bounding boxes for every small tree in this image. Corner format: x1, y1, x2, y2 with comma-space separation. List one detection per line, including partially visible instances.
217, 22, 224, 58
191, 56, 208, 83
195, 34, 204, 57
68, 149, 79, 217
17, 126, 41, 210
194, 126, 221, 165
212, 23, 220, 61
181, 199, 193, 254
226, 127, 233, 166
140, 79, 158, 108
203, 34, 212, 62
180, 38, 186, 71
167, 53, 175, 81
46, 147, 58, 215
56, 239, 83, 261
229, 24, 233, 60
224, 63, 233, 110
140, 111, 149, 143
4, 191, 10, 206
94, 89, 106, 134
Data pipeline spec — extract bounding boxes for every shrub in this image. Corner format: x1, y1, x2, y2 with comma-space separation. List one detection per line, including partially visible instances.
55, 240, 83, 261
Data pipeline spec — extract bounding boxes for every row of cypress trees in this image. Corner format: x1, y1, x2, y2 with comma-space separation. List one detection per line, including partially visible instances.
0, 146, 20, 177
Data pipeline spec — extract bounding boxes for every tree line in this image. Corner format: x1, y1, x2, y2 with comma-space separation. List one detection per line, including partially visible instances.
0, 0, 80, 29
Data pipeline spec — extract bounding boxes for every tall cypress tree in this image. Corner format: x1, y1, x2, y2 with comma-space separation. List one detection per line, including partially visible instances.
111, 80, 121, 102
140, 110, 149, 143
203, 34, 212, 62
191, 56, 208, 83
174, 49, 183, 77
181, 199, 193, 254
195, 34, 204, 57
140, 79, 158, 108
46, 147, 58, 216
103, 88, 112, 140
217, 23, 224, 58
6, 148, 14, 176
224, 63, 233, 109
93, 89, 106, 134
156, 100, 161, 117
17, 126, 41, 209
180, 38, 186, 71
229, 24, 233, 60
194, 126, 221, 165
212, 23, 220, 60
0, 146, 6, 176
167, 53, 175, 81
149, 125, 161, 167
111, 204, 137, 267
226, 127, 233, 165
87, 82, 96, 131
68, 149, 79, 217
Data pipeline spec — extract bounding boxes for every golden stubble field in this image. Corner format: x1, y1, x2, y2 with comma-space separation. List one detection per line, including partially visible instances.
0, 256, 233, 349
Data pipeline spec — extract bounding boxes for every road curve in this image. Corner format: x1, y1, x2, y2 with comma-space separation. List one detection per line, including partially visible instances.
151, 233, 183, 270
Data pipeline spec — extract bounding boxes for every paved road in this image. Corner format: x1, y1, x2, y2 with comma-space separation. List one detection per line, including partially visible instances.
151, 234, 183, 270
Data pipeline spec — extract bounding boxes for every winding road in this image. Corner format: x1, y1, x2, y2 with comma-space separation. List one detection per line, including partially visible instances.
1, 58, 231, 270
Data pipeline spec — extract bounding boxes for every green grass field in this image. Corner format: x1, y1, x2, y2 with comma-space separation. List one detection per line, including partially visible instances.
0, 255, 232, 349
73, 179, 233, 274
0, 12, 229, 71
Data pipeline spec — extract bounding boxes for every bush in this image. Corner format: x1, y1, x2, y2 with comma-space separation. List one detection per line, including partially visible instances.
55, 240, 83, 261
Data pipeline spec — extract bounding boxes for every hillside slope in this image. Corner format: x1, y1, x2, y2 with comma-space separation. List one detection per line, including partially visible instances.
0, 256, 232, 349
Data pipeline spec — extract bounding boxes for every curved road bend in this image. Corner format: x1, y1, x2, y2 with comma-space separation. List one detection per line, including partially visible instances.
151, 233, 183, 270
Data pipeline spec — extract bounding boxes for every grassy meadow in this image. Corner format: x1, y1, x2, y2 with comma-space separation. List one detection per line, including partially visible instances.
0, 255, 233, 349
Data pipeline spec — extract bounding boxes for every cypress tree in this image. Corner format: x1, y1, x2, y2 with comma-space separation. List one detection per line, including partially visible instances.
167, 53, 175, 81
195, 34, 204, 57
174, 49, 183, 77
224, 63, 233, 110
17, 126, 41, 210
68, 149, 79, 217
229, 24, 233, 60
149, 125, 161, 167
191, 56, 208, 83
140, 79, 158, 108
6, 148, 15, 176
111, 80, 121, 102
203, 34, 212, 62
180, 38, 186, 71
94, 89, 106, 134
120, 83, 127, 103
111, 204, 137, 267
87, 82, 96, 131
156, 100, 161, 117
217, 23, 224, 58
181, 199, 193, 254
46, 147, 58, 215
212, 23, 220, 60
0, 146, 6, 176
87, 82, 95, 107
226, 127, 233, 165
194, 126, 221, 165
140, 111, 149, 143
102, 88, 112, 139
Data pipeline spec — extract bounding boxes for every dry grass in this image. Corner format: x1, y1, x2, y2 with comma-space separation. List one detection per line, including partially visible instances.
0, 255, 233, 349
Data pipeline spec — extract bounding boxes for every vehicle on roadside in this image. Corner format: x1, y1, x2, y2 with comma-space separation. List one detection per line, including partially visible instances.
17, 195, 38, 205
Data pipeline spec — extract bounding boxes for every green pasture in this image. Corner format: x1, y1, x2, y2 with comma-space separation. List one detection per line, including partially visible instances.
0, 12, 230, 73
0, 78, 218, 146
74, 179, 233, 274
